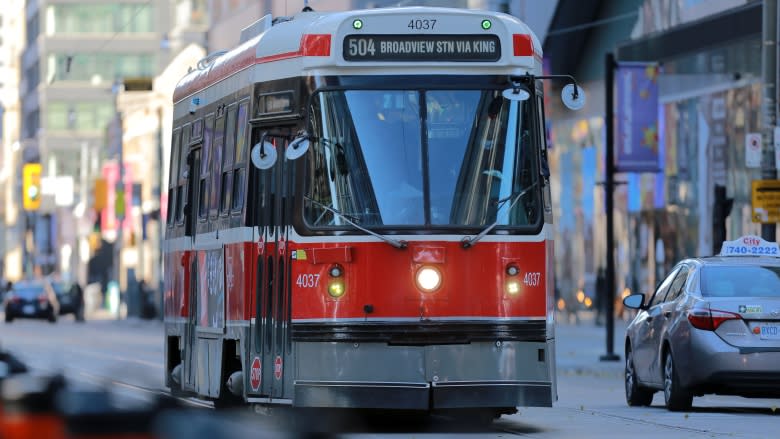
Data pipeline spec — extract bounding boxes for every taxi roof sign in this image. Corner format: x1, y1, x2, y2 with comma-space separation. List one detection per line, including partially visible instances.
718, 235, 780, 257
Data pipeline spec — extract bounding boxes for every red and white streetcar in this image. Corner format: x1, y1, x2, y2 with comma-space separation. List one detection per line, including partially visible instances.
163, 5, 584, 418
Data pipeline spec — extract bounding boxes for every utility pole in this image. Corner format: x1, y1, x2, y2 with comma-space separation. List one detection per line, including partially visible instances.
762, 0, 777, 241
601, 52, 620, 362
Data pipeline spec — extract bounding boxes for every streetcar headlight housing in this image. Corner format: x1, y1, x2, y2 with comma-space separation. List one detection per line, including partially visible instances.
416, 266, 442, 292
328, 279, 346, 298
329, 265, 343, 278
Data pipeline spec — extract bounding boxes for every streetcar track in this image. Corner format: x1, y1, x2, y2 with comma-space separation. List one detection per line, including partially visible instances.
569, 406, 732, 436
75, 370, 213, 409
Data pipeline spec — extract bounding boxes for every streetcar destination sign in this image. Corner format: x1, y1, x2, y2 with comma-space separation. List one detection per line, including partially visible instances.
343, 34, 501, 62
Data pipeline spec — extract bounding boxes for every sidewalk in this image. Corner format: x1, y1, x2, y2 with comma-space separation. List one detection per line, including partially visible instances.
555, 311, 629, 379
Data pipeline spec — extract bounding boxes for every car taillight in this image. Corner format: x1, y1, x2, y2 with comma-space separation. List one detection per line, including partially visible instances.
687, 308, 741, 331
38, 294, 48, 303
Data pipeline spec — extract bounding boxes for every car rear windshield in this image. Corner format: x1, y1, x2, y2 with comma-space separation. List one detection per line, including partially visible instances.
701, 265, 780, 297
12, 286, 44, 299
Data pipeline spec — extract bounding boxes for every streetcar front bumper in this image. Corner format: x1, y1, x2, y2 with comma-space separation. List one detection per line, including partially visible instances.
292, 339, 555, 409
293, 379, 553, 409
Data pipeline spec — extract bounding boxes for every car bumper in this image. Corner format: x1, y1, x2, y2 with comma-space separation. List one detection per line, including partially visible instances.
681, 329, 780, 397
6, 303, 54, 319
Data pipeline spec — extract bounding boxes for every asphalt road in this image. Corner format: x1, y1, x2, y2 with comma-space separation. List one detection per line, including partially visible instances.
1, 313, 778, 438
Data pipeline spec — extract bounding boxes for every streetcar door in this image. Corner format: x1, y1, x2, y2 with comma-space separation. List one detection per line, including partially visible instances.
258, 135, 289, 397
183, 147, 202, 391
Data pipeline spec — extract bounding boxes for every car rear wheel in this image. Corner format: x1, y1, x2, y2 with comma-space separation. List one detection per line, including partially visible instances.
663, 350, 692, 411
625, 346, 654, 406
4, 313, 12, 323
47, 311, 57, 323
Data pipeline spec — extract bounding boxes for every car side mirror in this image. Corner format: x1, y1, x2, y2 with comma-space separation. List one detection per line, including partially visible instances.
623, 293, 645, 310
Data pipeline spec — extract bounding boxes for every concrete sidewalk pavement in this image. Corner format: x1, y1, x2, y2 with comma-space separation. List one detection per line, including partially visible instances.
555, 312, 629, 379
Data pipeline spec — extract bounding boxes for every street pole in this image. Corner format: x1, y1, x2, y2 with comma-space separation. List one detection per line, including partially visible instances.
763, 0, 778, 242
601, 52, 620, 362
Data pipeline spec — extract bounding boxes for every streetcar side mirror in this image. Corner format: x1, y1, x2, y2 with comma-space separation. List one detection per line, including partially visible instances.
561, 83, 586, 110
251, 134, 278, 170
285, 132, 310, 160
623, 293, 645, 310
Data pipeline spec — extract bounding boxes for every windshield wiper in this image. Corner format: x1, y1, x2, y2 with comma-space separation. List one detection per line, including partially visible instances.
304, 196, 408, 249
461, 182, 539, 249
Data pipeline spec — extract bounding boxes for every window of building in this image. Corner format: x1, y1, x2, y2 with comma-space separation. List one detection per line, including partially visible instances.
47, 101, 114, 132
48, 53, 154, 84
46, 3, 154, 35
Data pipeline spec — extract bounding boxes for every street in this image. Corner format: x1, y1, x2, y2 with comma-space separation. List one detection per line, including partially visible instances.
1, 313, 778, 438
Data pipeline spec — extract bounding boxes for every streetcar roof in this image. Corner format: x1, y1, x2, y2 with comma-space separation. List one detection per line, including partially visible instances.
173, 6, 542, 105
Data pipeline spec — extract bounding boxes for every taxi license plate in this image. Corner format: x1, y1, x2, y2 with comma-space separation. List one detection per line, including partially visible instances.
757, 324, 780, 340
23, 305, 34, 315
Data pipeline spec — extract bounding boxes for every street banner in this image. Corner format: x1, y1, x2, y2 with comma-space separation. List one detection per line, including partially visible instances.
615, 63, 661, 172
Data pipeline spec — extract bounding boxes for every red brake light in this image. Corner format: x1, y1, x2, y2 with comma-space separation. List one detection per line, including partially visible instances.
38, 294, 48, 303
687, 308, 741, 331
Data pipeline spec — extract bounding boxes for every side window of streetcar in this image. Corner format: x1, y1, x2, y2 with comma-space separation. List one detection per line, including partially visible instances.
176, 124, 191, 224
199, 114, 214, 219
167, 129, 181, 227
210, 115, 225, 218
221, 105, 237, 214
232, 101, 249, 211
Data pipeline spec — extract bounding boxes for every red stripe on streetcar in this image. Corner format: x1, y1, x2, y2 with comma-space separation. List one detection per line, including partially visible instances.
174, 34, 332, 103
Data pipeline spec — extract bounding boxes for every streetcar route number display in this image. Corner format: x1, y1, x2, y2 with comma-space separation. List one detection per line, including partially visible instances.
343, 34, 501, 62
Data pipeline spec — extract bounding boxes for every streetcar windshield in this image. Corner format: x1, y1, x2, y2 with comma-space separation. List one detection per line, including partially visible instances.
305, 88, 540, 229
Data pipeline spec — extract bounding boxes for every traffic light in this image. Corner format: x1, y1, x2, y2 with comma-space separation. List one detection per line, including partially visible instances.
22, 163, 42, 211
713, 184, 733, 254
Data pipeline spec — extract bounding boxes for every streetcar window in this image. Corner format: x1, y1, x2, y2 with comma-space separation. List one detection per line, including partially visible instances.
235, 102, 249, 164
199, 115, 214, 219
169, 129, 181, 188
232, 168, 245, 211
210, 115, 225, 218
167, 187, 176, 227
175, 184, 185, 224
220, 171, 232, 213
304, 88, 540, 229
224, 106, 237, 170
179, 124, 190, 185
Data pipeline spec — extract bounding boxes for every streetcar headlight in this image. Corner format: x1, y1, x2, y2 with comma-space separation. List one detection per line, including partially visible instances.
328, 279, 346, 298
506, 264, 519, 276
416, 266, 442, 292
329, 265, 343, 278
505, 280, 521, 295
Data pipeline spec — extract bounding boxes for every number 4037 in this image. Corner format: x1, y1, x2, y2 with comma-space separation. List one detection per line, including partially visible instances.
296, 274, 320, 288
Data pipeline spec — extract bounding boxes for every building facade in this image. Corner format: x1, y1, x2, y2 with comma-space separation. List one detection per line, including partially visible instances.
543, 0, 766, 311
17, 0, 207, 283
0, 1, 26, 282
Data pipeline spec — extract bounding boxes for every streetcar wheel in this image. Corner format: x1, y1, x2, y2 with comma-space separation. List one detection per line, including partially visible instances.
663, 350, 692, 411
625, 346, 653, 406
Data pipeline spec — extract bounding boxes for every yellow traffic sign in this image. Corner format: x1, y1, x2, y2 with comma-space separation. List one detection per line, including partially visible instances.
752, 179, 780, 223
22, 163, 42, 211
